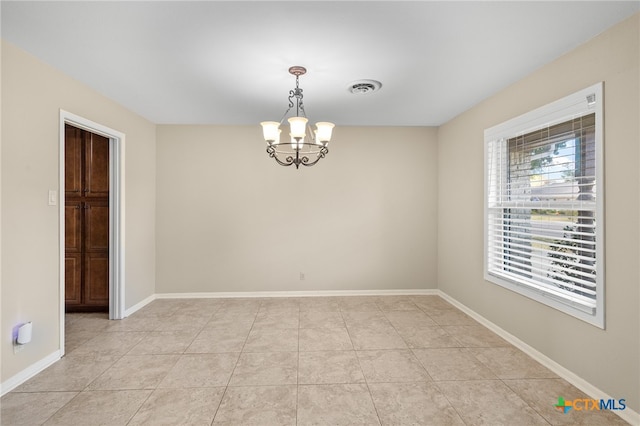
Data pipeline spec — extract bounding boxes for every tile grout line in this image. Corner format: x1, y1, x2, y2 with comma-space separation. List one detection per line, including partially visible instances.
210, 300, 260, 424
501, 379, 554, 426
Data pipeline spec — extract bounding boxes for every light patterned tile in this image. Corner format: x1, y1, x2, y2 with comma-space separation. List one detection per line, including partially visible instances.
213, 385, 296, 425
176, 298, 224, 315
0, 391, 78, 425
347, 326, 407, 350
253, 309, 299, 329
412, 348, 497, 381
186, 328, 249, 353
155, 312, 211, 332
299, 328, 353, 351
217, 299, 262, 315
159, 353, 239, 388
338, 297, 381, 312
65, 330, 98, 353
299, 297, 341, 312
357, 349, 431, 383
413, 296, 455, 311
229, 352, 298, 385
426, 308, 477, 326
395, 326, 462, 348
297, 384, 380, 425
14, 355, 118, 392
67, 331, 147, 359
128, 331, 198, 354
243, 328, 298, 352
298, 351, 365, 384
128, 387, 225, 425
43, 390, 152, 426
88, 354, 179, 390
204, 313, 255, 331
470, 347, 558, 379
6, 296, 612, 426
375, 297, 421, 311
104, 315, 162, 332
299, 311, 345, 328
259, 297, 300, 311
342, 311, 390, 328
441, 325, 510, 347
369, 382, 465, 425
384, 310, 437, 328
65, 313, 109, 333
437, 380, 548, 425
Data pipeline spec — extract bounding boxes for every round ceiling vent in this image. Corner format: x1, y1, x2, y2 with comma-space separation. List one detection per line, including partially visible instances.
347, 79, 382, 95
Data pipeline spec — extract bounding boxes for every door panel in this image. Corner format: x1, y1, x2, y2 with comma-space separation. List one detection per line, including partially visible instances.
65, 254, 82, 305
84, 201, 109, 252
84, 253, 109, 306
65, 201, 82, 252
65, 124, 83, 196
85, 133, 110, 197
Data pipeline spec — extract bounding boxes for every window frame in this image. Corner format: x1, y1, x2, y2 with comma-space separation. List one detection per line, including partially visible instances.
484, 82, 604, 328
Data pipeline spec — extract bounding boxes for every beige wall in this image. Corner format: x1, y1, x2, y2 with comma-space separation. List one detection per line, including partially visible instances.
156, 125, 438, 293
437, 14, 639, 411
1, 41, 157, 382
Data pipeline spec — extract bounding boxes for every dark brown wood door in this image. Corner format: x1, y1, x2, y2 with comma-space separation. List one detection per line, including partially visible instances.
65, 124, 110, 312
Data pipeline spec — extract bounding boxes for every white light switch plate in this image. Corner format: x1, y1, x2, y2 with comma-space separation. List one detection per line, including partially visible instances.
48, 190, 57, 206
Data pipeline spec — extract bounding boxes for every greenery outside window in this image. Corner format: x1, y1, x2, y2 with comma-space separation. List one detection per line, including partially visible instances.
484, 83, 604, 328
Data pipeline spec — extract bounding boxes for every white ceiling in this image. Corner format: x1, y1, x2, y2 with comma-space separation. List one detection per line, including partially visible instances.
2, 1, 638, 126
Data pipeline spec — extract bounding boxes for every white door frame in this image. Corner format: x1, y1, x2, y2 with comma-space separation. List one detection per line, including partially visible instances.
59, 110, 125, 355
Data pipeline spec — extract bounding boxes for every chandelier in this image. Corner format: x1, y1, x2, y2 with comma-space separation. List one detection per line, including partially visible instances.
260, 66, 335, 169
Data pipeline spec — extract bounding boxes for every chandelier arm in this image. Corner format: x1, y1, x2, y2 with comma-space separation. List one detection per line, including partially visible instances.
288, 90, 295, 110
270, 143, 326, 153
267, 145, 296, 167
276, 157, 296, 167
299, 157, 320, 167
298, 146, 329, 167
278, 106, 294, 125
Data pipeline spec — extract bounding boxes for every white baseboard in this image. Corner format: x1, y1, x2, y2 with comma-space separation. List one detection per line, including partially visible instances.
124, 293, 157, 317
0, 350, 61, 396
155, 289, 439, 299
437, 290, 639, 426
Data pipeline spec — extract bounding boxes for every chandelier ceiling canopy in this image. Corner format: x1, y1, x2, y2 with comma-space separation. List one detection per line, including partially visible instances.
261, 66, 335, 169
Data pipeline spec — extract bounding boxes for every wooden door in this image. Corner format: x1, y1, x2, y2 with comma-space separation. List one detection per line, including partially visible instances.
64, 124, 110, 312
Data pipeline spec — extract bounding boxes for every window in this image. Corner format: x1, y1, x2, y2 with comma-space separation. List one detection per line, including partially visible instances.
484, 83, 604, 328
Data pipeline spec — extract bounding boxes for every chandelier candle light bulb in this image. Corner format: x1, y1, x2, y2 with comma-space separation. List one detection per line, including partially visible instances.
315, 122, 335, 144
260, 121, 280, 144
288, 117, 308, 140
260, 66, 335, 168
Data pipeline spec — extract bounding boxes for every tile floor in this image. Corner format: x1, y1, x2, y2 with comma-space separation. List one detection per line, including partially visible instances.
0, 295, 629, 425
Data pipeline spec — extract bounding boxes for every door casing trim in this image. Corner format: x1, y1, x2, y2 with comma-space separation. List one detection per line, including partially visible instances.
59, 110, 125, 355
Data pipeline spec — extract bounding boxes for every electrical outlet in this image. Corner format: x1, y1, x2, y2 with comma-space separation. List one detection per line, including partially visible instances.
13, 342, 24, 354
299, 272, 305, 281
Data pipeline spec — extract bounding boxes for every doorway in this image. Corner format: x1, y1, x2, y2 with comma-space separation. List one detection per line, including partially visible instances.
64, 124, 110, 312
59, 110, 125, 355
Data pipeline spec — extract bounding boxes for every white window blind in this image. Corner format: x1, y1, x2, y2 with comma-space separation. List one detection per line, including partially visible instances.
484, 83, 604, 328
